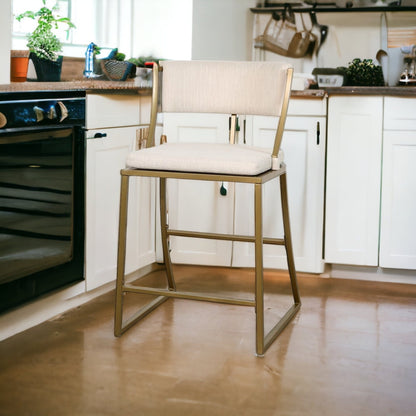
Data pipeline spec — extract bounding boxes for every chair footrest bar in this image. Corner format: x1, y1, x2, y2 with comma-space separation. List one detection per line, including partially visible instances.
167, 229, 285, 245
116, 296, 168, 336
263, 302, 301, 353
123, 284, 255, 307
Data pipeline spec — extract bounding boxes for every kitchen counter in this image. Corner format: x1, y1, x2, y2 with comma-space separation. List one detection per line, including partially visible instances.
291, 89, 326, 98
2, 81, 416, 98
0, 80, 327, 100
294, 86, 416, 97
325, 86, 416, 96
293, 86, 416, 97
0, 80, 152, 95
1, 80, 326, 99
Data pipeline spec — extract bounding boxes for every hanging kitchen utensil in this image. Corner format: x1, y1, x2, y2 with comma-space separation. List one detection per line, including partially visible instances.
308, 11, 328, 57
254, 5, 317, 58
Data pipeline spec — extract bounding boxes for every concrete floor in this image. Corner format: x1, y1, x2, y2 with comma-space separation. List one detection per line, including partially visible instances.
0, 265, 415, 416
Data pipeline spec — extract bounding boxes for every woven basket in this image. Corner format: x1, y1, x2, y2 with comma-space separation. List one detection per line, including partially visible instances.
100, 59, 135, 81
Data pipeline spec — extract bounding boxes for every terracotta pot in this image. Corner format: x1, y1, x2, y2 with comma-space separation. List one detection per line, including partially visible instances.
10, 50, 30, 82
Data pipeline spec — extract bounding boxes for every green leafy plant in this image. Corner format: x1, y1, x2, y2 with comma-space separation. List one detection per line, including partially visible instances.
343, 58, 384, 86
128, 56, 162, 67
16, 0, 75, 61
115, 52, 126, 62
93, 44, 101, 56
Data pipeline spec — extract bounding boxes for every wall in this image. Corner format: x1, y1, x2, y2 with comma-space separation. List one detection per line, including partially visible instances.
0, 0, 11, 83
192, 0, 256, 60
317, 13, 382, 68
130, 0, 255, 61
131, 0, 193, 60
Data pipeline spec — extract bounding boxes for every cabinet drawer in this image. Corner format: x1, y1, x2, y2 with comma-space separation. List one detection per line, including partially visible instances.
384, 97, 416, 130
86, 94, 141, 129
288, 97, 327, 117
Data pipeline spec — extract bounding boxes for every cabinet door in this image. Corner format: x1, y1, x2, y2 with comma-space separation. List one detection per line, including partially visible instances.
325, 96, 383, 266
161, 113, 234, 266
233, 114, 326, 273
85, 127, 155, 291
379, 131, 416, 269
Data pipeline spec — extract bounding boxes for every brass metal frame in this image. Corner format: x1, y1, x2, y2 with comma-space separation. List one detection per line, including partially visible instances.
114, 62, 301, 356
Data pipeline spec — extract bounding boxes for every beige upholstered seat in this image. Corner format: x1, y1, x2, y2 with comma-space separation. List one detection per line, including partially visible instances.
114, 60, 301, 356
126, 143, 283, 175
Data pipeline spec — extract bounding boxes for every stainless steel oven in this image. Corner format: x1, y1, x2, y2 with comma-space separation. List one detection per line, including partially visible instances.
0, 91, 85, 312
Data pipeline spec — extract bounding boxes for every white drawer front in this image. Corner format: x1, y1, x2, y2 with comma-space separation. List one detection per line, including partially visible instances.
384, 97, 416, 130
86, 94, 141, 129
288, 97, 327, 117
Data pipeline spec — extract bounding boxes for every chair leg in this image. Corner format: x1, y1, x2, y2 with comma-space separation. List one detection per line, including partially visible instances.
279, 172, 301, 305
115, 175, 172, 337
114, 174, 130, 337
254, 183, 265, 356
254, 173, 301, 356
159, 178, 177, 291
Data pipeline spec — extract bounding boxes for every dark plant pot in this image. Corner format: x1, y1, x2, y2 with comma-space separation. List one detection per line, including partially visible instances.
30, 53, 63, 82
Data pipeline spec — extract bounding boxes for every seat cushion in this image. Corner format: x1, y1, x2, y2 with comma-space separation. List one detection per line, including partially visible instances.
126, 143, 282, 176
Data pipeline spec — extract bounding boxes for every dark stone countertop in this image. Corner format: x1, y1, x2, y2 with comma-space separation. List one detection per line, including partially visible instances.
325, 86, 416, 96
1, 82, 416, 98
0, 80, 326, 99
0, 80, 152, 95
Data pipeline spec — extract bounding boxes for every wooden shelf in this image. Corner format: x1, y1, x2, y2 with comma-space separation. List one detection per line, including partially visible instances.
250, 5, 416, 13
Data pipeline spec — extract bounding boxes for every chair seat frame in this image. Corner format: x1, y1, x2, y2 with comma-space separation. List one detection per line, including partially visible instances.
114, 61, 301, 356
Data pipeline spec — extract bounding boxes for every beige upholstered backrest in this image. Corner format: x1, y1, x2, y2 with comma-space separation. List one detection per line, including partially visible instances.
161, 61, 292, 117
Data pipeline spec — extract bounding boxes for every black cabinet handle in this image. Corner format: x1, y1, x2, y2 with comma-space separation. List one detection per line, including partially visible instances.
86, 132, 107, 140
93, 132, 107, 139
316, 121, 320, 145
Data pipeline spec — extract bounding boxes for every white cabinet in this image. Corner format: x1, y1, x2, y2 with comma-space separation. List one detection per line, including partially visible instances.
234, 106, 326, 273
325, 96, 383, 266
162, 113, 234, 266
379, 97, 416, 269
325, 95, 416, 271
161, 98, 327, 273
85, 94, 155, 291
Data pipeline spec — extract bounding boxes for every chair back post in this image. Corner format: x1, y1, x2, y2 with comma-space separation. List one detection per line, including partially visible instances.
147, 62, 160, 148
229, 114, 237, 144
272, 67, 293, 159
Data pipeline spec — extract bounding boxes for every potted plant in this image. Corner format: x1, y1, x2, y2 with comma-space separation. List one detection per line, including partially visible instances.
128, 56, 162, 83
16, 0, 75, 82
343, 58, 385, 86
100, 48, 136, 81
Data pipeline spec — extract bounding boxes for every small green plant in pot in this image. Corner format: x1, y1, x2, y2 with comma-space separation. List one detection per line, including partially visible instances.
16, 0, 75, 81
343, 58, 385, 86
128, 56, 163, 82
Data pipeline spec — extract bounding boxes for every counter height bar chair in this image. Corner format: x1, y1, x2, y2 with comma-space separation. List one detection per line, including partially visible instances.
114, 60, 301, 356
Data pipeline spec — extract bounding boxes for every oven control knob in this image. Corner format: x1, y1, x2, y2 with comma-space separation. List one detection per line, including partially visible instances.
57, 101, 68, 122
33, 106, 45, 122
0, 112, 6, 128
47, 105, 57, 120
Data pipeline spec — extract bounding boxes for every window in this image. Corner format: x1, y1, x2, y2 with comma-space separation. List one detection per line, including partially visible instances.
11, 0, 192, 60
12, 0, 97, 57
